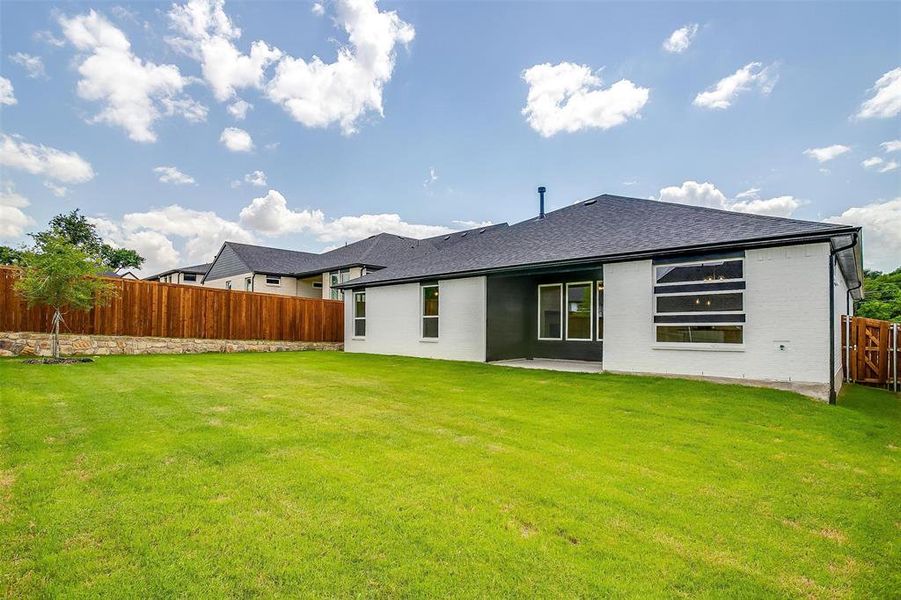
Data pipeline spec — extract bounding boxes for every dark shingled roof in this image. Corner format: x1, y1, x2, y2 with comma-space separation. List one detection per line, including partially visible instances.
145, 262, 212, 280
290, 224, 509, 277
224, 243, 318, 276
339, 194, 859, 288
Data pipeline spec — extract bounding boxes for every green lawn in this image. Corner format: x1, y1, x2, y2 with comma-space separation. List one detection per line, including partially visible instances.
1, 353, 898, 598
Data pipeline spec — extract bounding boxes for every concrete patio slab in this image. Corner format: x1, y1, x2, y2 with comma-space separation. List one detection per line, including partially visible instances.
489, 358, 604, 374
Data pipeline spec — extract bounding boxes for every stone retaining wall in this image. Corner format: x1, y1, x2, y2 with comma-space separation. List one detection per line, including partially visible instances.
0, 331, 342, 357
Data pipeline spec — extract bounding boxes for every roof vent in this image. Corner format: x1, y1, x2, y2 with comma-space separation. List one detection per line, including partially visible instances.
479, 228, 486, 234
538, 186, 546, 218
443, 235, 450, 240
584, 199, 597, 206
461, 232, 468, 237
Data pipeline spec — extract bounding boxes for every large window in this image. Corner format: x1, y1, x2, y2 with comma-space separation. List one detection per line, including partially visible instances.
566, 282, 592, 341
266, 275, 281, 285
353, 292, 366, 338
538, 284, 562, 340
653, 256, 745, 345
421, 285, 439, 339
184, 273, 197, 282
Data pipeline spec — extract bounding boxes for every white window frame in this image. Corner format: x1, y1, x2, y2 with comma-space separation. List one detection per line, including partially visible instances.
652, 258, 746, 349
537, 283, 563, 341
420, 284, 439, 341
565, 281, 594, 342
265, 275, 281, 286
353, 291, 366, 339
183, 273, 197, 282
596, 280, 604, 342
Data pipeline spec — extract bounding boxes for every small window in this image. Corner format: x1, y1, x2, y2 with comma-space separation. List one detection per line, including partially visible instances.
596, 280, 604, 341
656, 325, 743, 344
266, 275, 281, 285
354, 292, 366, 337
537, 284, 562, 340
244, 277, 252, 291
656, 293, 743, 313
183, 273, 197, 282
655, 260, 743, 285
312, 281, 323, 289
421, 285, 439, 339
566, 282, 592, 341
226, 280, 232, 290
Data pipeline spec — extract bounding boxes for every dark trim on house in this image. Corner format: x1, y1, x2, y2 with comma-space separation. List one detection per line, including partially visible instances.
338, 227, 860, 290
651, 250, 745, 265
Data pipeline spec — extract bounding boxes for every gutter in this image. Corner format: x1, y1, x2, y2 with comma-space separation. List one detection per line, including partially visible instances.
337, 227, 861, 290
829, 233, 859, 405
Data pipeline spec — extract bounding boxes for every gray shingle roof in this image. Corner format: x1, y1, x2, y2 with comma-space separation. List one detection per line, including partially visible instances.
290, 224, 509, 277
340, 194, 858, 288
145, 262, 212, 280
224, 243, 318, 276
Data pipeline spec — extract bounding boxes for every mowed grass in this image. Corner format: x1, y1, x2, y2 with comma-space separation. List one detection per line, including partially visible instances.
1, 353, 898, 598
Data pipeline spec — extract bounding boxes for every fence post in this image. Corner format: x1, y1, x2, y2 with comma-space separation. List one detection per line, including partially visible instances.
894, 322, 898, 393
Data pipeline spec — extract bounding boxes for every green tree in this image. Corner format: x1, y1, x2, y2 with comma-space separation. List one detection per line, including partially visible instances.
0, 245, 24, 266
855, 267, 901, 322
14, 235, 116, 359
32, 210, 145, 271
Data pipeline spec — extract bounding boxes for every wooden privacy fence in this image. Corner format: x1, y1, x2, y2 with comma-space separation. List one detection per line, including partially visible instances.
0, 267, 344, 342
841, 315, 899, 391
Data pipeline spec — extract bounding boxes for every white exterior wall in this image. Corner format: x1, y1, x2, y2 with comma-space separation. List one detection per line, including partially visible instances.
604, 242, 833, 385
344, 276, 487, 362
204, 272, 252, 291
251, 273, 302, 296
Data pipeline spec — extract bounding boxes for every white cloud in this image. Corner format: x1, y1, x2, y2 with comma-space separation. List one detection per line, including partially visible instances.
154, 165, 196, 185
861, 156, 899, 173
59, 10, 206, 142
227, 98, 252, 119
521, 62, 650, 137
244, 170, 267, 186
239, 188, 455, 241
0, 134, 95, 183
693, 61, 778, 110
167, 0, 282, 102
10, 53, 46, 78
265, 0, 415, 134
312, 2, 325, 16
94, 204, 255, 273
0, 185, 34, 239
662, 24, 698, 54
734, 187, 761, 200
657, 180, 802, 218
803, 144, 851, 163
423, 166, 438, 187
826, 198, 901, 272
880, 139, 901, 153
855, 67, 901, 120
452, 219, 493, 229
219, 126, 253, 151
43, 181, 69, 197
0, 77, 16, 105
34, 30, 66, 47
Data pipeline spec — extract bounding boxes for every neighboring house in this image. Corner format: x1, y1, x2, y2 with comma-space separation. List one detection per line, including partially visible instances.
102, 270, 139, 280
202, 225, 508, 299
146, 263, 211, 286
202, 243, 319, 296
338, 192, 863, 402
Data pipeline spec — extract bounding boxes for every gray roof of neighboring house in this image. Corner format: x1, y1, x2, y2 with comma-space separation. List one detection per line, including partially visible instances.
290, 224, 509, 277
339, 194, 860, 289
221, 243, 318, 276
144, 263, 212, 280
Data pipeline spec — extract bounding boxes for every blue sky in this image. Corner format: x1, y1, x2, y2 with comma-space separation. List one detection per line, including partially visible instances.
1, 0, 899, 274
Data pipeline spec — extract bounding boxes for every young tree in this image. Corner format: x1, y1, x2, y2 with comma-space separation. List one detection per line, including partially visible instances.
32, 210, 145, 271
14, 235, 116, 359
